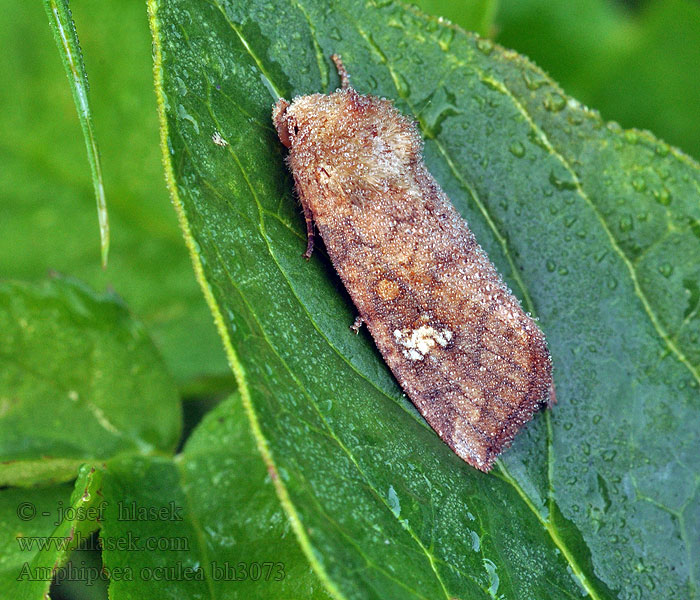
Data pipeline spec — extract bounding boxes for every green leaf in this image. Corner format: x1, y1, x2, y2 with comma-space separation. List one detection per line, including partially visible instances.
150, 0, 700, 598
0, 464, 104, 599
42, 0, 109, 266
100, 395, 332, 599
0, 1, 229, 387
0, 277, 181, 486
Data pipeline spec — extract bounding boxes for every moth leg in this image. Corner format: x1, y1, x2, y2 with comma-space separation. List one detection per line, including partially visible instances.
331, 54, 350, 90
300, 195, 316, 259
350, 315, 364, 333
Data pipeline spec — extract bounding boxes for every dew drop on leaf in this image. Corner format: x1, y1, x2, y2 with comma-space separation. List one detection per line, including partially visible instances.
508, 141, 525, 157
436, 26, 454, 52
631, 176, 646, 192
476, 37, 494, 55
543, 92, 566, 112
618, 216, 633, 232
653, 187, 672, 205
658, 263, 673, 278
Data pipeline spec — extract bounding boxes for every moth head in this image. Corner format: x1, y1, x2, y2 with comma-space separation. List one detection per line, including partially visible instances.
273, 93, 332, 150
273, 98, 294, 148
273, 91, 422, 187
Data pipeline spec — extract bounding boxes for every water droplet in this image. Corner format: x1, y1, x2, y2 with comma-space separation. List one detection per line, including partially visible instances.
602, 449, 617, 461
683, 278, 699, 319
607, 277, 618, 290
653, 187, 671, 205
528, 129, 549, 151
476, 37, 494, 55
655, 142, 670, 156
509, 141, 525, 157
549, 168, 578, 191
424, 106, 460, 138
658, 263, 673, 278
631, 177, 646, 192
394, 72, 410, 97
174, 76, 188, 96
523, 72, 547, 90
387, 485, 400, 517
592, 414, 602, 424
546, 259, 556, 272
437, 27, 454, 51
563, 422, 573, 430
558, 266, 569, 276
470, 530, 480, 551
543, 92, 566, 112
483, 559, 499, 595
619, 216, 633, 232
581, 442, 591, 456
425, 19, 439, 33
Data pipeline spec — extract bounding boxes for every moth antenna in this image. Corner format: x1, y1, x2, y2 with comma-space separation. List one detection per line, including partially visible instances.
331, 54, 351, 90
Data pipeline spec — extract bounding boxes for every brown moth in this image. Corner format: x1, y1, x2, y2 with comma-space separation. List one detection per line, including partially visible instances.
273, 55, 554, 472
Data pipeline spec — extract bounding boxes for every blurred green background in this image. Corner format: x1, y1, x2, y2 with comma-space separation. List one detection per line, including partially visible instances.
0, 0, 231, 393
1, 0, 698, 598
482, 0, 700, 162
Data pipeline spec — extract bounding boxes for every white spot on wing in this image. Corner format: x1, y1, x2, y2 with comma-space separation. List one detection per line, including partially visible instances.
393, 324, 453, 361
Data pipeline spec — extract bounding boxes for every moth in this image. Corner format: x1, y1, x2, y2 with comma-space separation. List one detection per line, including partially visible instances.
273, 55, 554, 471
